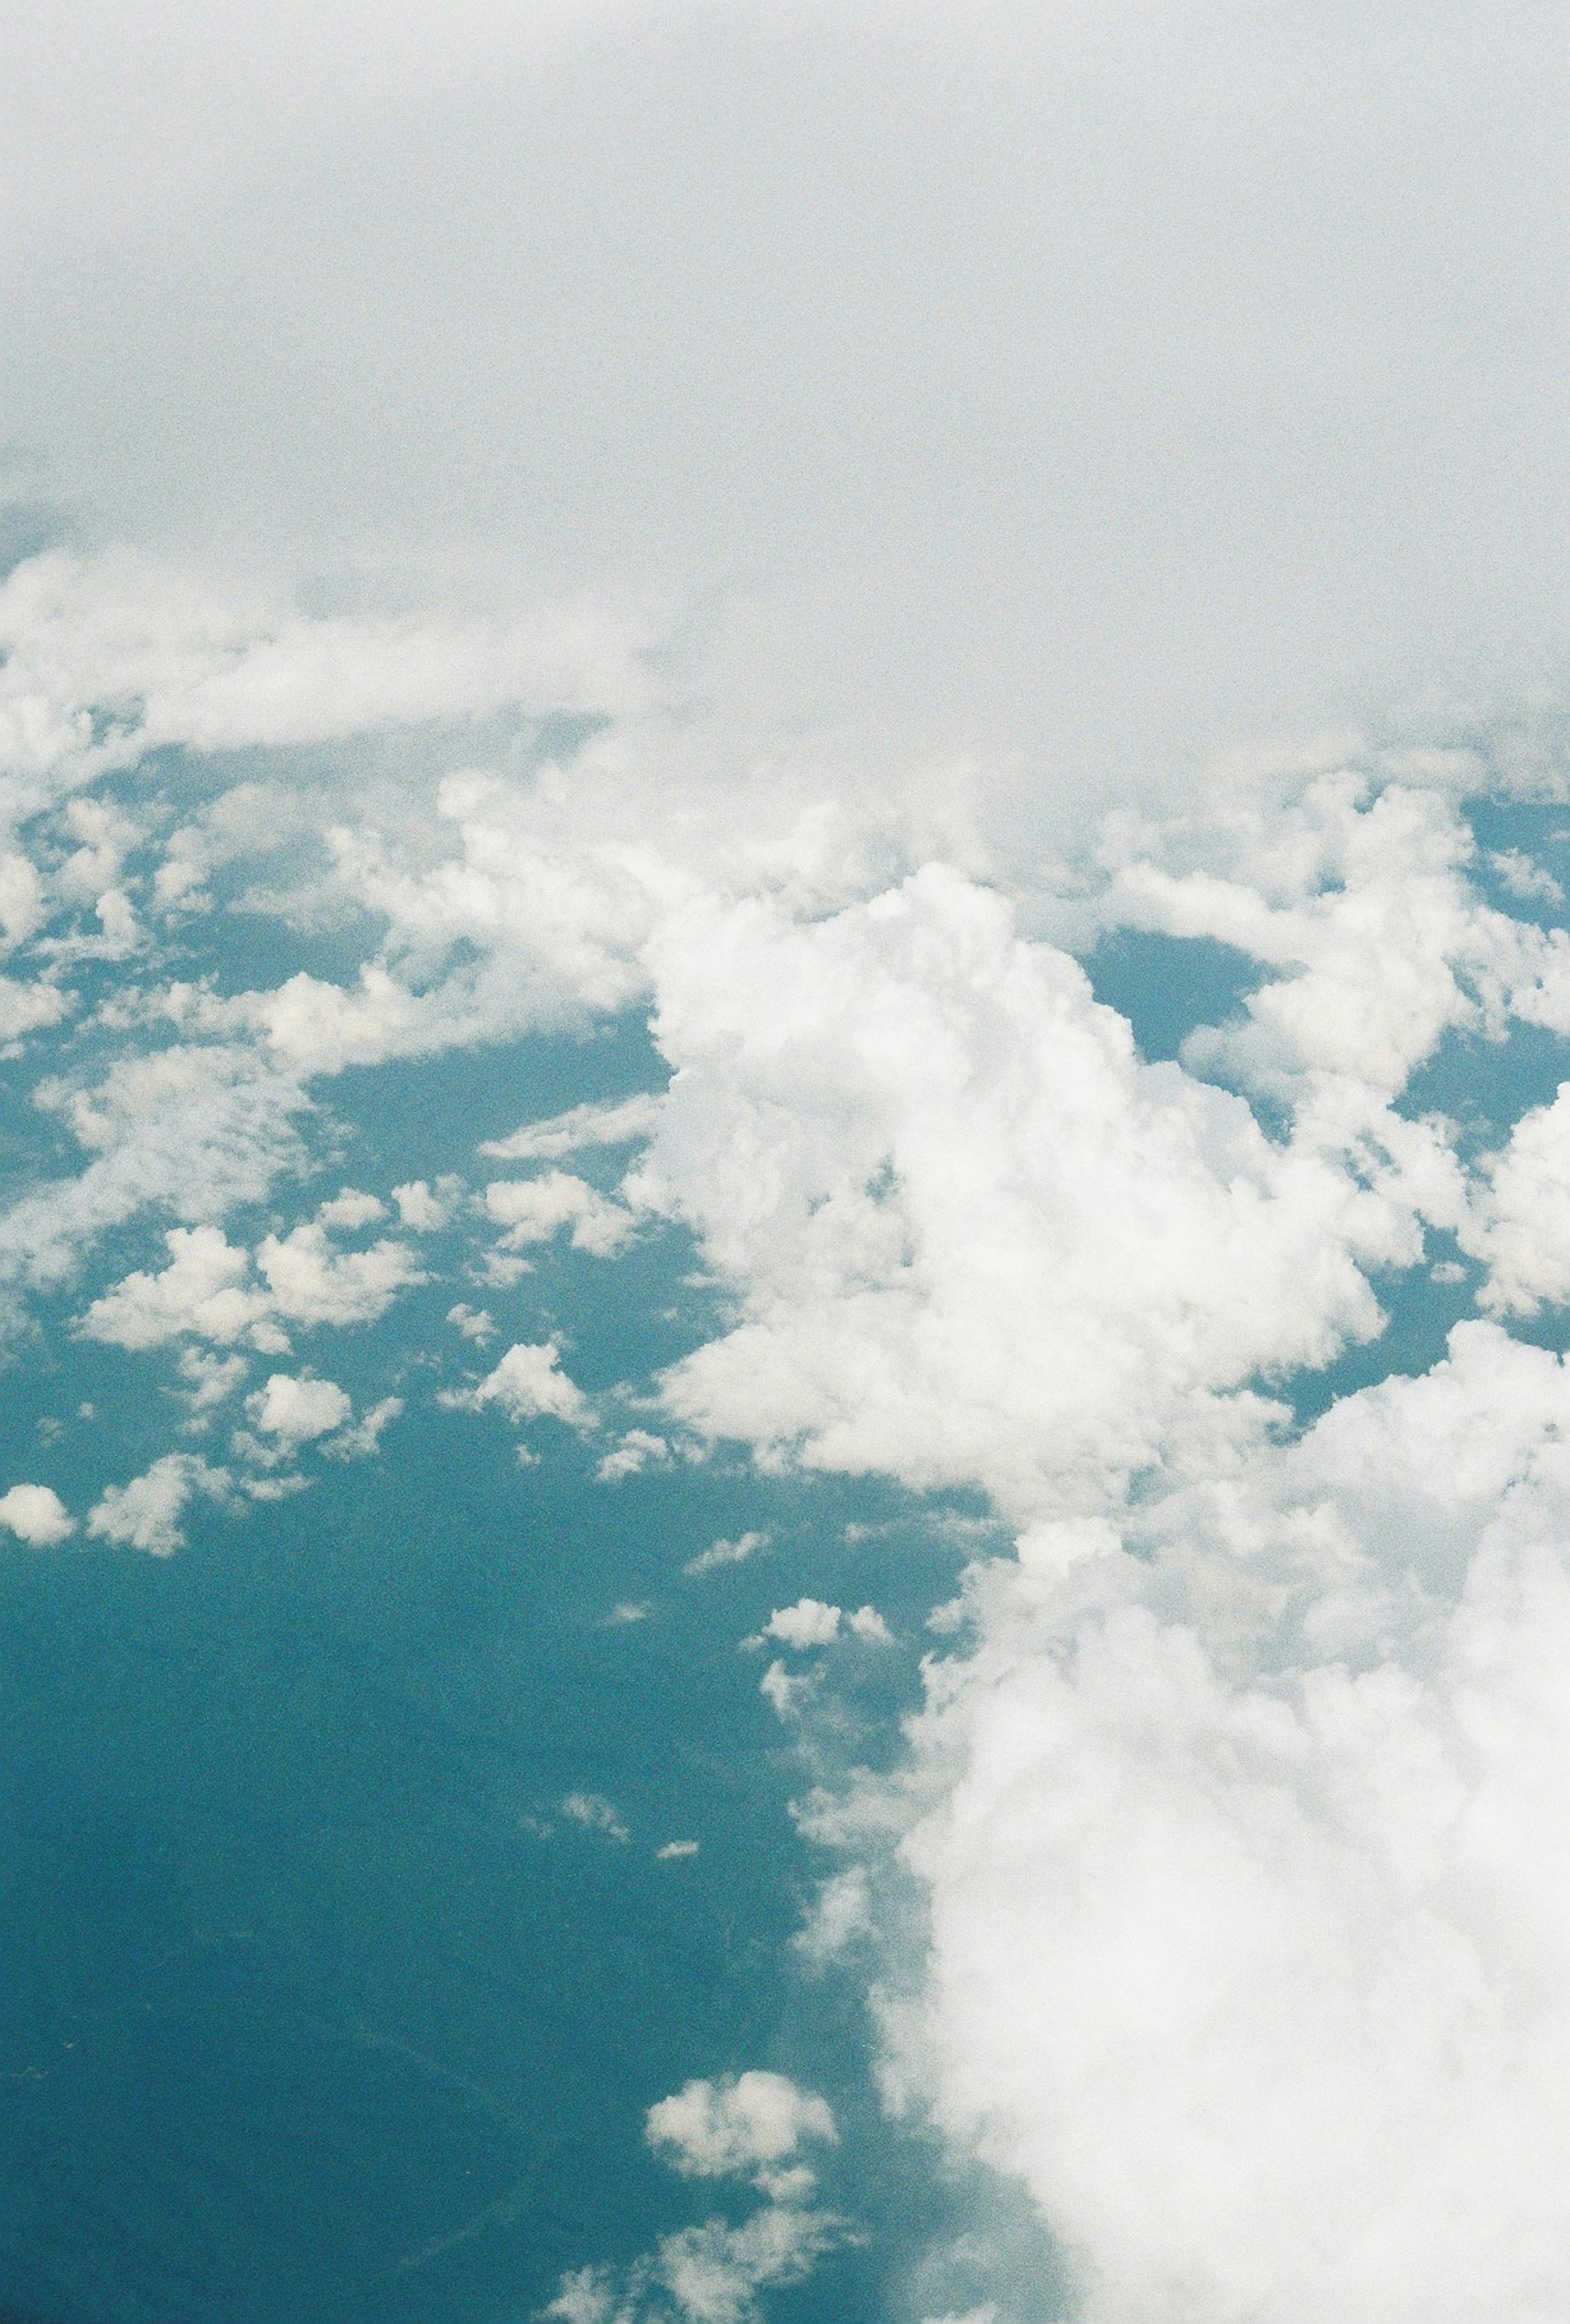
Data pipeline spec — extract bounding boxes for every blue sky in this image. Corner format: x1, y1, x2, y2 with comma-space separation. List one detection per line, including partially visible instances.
2, 7, 1568, 2322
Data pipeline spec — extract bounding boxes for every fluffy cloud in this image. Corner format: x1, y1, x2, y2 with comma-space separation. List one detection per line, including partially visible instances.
755, 1600, 891, 1651
547, 2073, 842, 2324
545, 2202, 840, 2324
0, 1044, 310, 1295
87, 1453, 229, 1555
482, 1170, 635, 1258
255, 1214, 424, 1326
1101, 773, 1570, 1097
245, 1373, 352, 1448
79, 1196, 423, 1351
81, 1224, 280, 1351
0, 1482, 75, 1545
458, 1339, 590, 1428
1460, 1084, 1570, 1316
823, 1324, 1570, 2322
636, 864, 1460, 1536
646, 2074, 837, 2190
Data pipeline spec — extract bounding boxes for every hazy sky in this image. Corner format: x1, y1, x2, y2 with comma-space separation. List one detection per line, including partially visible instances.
5, 0, 1565, 793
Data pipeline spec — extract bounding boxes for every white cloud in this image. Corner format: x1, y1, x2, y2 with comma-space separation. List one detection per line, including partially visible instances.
446, 1302, 495, 1341
0, 1482, 75, 1545
87, 1453, 229, 1554
79, 1196, 422, 1350
1101, 773, 1570, 1098
0, 975, 69, 1048
1460, 1084, 1570, 1317
657, 1840, 699, 1861
1490, 847, 1563, 905
646, 2072, 837, 2186
832, 1324, 1570, 2322
0, 854, 44, 949
392, 1177, 451, 1230
636, 865, 1459, 1534
245, 1372, 352, 1447
545, 2200, 840, 2324
460, 1339, 590, 1428
0, 1043, 310, 1294
177, 1347, 249, 1415
756, 1600, 896, 1651
685, 1529, 768, 1578
596, 1429, 667, 1483
758, 1599, 843, 1651
561, 1791, 630, 1844
256, 1213, 424, 1327
479, 1091, 664, 1163
324, 1394, 403, 1460
80, 1224, 277, 1350
314, 1188, 385, 1230
794, 1868, 872, 1966
483, 1170, 635, 1257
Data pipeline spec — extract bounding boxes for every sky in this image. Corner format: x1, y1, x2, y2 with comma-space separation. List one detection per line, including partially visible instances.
1, 4, 1568, 2322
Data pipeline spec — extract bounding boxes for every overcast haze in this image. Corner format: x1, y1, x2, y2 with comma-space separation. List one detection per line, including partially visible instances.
5, 0, 1565, 792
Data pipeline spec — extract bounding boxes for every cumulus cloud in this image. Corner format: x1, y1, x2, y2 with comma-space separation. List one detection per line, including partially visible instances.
0, 975, 69, 1048
86, 1453, 229, 1555
546, 2071, 844, 2324
0, 1482, 75, 1545
0, 1044, 310, 1295
245, 1372, 351, 1447
482, 1169, 635, 1258
1461, 1083, 1570, 1316
1101, 773, 1570, 1097
456, 1339, 590, 1428
752, 1599, 890, 1651
81, 1224, 281, 1351
635, 863, 1460, 1536
645, 2073, 837, 2189
255, 1212, 424, 1326
545, 2201, 841, 2324
79, 1194, 423, 1351
595, 1428, 668, 1484
796, 1324, 1570, 2322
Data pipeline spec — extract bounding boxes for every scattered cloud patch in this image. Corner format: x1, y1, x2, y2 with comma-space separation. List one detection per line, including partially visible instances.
0, 1482, 75, 1545
452, 1339, 590, 1429
478, 1092, 663, 1163
86, 1453, 228, 1555
751, 1599, 892, 1651
685, 1529, 768, 1578
561, 1792, 630, 1844
646, 2073, 837, 2189
596, 1429, 668, 1483
245, 1372, 351, 1448
447, 1302, 496, 1341
483, 1170, 635, 1258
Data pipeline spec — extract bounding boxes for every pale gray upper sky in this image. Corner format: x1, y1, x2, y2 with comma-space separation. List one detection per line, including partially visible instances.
3, 0, 1564, 797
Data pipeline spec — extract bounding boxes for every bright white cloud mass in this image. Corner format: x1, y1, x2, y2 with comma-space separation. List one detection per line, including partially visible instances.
0, 1, 1566, 2320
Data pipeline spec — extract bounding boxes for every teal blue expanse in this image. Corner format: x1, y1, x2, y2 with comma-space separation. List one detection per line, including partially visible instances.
0, 973, 1050, 2322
